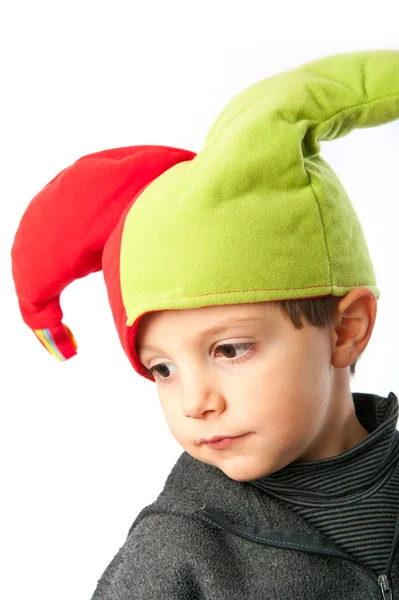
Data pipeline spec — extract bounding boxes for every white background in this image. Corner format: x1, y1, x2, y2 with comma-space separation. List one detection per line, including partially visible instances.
1, 1, 399, 598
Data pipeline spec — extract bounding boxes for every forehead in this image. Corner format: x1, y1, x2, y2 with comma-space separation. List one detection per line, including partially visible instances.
136, 302, 282, 353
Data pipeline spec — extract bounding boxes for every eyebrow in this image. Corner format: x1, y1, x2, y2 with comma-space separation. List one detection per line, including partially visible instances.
136, 316, 265, 353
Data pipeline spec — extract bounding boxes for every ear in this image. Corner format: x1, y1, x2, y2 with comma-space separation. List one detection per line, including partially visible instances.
330, 287, 378, 369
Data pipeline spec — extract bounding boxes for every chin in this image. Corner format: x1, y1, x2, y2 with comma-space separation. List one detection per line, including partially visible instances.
220, 461, 273, 482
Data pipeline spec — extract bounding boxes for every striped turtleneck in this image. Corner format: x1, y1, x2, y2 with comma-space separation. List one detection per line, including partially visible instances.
247, 391, 399, 575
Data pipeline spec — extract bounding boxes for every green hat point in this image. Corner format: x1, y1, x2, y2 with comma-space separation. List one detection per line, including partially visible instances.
122, 50, 399, 329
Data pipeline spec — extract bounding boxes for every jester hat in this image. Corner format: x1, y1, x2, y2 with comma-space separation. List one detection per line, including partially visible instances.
11, 49, 399, 382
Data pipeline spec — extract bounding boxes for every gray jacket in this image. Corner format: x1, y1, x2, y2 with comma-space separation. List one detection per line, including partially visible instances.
90, 450, 399, 599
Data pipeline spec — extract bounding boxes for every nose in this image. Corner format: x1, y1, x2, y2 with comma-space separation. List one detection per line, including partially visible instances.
180, 365, 225, 419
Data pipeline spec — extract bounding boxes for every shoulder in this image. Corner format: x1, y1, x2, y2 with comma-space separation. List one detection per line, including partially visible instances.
127, 510, 220, 564
91, 511, 211, 600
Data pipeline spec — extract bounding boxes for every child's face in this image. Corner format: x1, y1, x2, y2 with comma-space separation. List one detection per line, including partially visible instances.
136, 301, 367, 482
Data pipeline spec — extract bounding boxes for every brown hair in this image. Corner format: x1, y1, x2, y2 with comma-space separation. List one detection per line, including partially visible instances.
276, 295, 361, 376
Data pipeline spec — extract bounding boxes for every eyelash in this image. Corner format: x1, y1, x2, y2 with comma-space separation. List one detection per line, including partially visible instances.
145, 342, 256, 384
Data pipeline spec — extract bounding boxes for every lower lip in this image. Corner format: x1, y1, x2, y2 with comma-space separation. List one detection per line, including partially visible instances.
205, 434, 248, 449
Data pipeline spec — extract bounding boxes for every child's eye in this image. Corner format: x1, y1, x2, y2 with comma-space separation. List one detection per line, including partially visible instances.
146, 342, 256, 384
214, 342, 255, 360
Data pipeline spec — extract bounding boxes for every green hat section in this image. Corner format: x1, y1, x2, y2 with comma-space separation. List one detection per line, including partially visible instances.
121, 49, 399, 329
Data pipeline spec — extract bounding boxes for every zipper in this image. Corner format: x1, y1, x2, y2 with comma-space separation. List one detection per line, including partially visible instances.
194, 507, 399, 599
379, 575, 393, 599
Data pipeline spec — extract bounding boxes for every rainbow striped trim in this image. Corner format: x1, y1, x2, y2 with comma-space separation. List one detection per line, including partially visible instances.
33, 323, 78, 361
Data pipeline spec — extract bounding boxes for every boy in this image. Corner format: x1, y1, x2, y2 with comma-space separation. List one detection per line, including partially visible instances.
11, 49, 399, 598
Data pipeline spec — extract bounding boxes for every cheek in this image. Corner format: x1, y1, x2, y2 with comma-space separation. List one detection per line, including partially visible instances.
240, 351, 322, 432
158, 397, 175, 423
244, 345, 300, 403
159, 398, 188, 441
295, 337, 332, 398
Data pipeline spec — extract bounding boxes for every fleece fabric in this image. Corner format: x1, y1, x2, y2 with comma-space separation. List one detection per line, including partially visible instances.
90, 391, 399, 600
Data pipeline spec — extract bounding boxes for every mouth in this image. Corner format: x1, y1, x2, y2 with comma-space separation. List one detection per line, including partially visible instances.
200, 433, 249, 450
